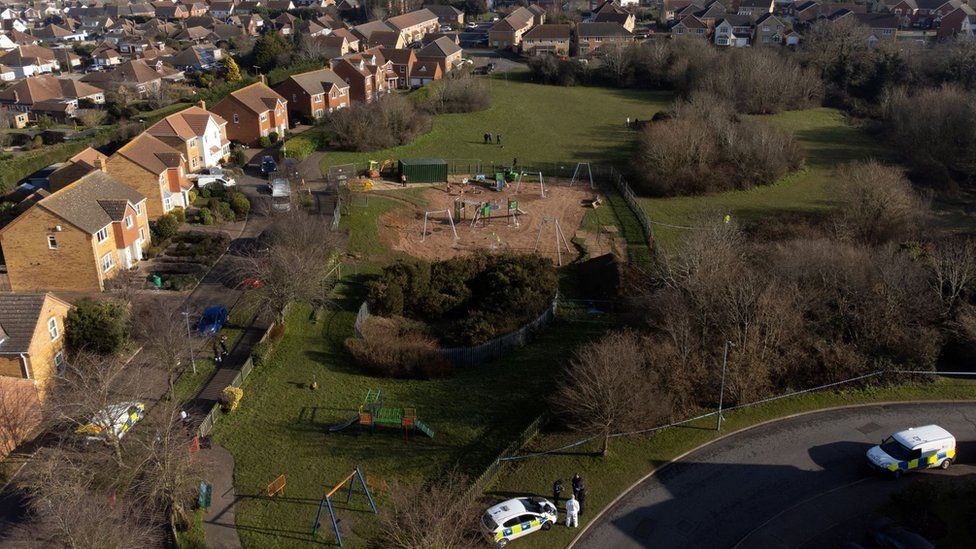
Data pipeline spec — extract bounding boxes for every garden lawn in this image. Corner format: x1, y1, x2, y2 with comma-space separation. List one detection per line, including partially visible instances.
211, 293, 611, 548
638, 108, 887, 249
319, 78, 672, 171
487, 378, 976, 549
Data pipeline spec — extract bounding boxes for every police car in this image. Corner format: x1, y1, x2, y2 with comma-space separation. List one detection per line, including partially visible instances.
481, 497, 557, 547
867, 425, 956, 478
77, 401, 145, 444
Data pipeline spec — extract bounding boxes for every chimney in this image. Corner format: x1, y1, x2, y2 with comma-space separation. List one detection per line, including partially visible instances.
94, 157, 105, 172
259, 74, 266, 85
11, 90, 17, 103
197, 100, 206, 110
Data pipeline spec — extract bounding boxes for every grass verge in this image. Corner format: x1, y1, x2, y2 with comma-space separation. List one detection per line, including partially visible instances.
487, 378, 976, 549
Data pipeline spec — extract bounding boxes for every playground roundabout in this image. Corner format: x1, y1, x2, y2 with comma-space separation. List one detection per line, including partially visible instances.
377, 177, 608, 263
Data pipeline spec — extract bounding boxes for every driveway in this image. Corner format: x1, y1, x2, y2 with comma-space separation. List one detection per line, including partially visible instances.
574, 402, 976, 549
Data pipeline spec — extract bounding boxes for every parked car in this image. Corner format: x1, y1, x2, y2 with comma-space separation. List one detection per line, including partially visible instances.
481, 497, 557, 547
867, 425, 955, 478
867, 519, 934, 549
197, 305, 229, 335
260, 155, 277, 175
196, 174, 236, 187
439, 25, 452, 32
77, 402, 145, 444
270, 178, 291, 212
466, 21, 478, 29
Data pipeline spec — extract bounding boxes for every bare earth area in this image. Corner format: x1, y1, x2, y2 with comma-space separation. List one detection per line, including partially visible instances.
378, 178, 601, 262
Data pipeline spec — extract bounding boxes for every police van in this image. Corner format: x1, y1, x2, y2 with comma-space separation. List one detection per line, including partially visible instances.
481, 497, 557, 547
867, 425, 956, 478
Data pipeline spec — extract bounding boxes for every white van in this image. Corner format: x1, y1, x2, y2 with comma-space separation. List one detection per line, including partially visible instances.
867, 424, 956, 478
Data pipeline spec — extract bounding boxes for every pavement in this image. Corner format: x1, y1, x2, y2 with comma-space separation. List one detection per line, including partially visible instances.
574, 402, 976, 549
202, 444, 242, 549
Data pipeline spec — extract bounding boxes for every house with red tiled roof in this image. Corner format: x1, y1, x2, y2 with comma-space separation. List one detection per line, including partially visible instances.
386, 8, 439, 43
0, 76, 104, 122
210, 80, 289, 146
48, 147, 109, 192
0, 45, 59, 78
275, 68, 351, 121
106, 133, 193, 219
146, 103, 231, 171
379, 47, 417, 88
330, 50, 396, 103
81, 59, 184, 97
521, 24, 571, 56
489, 7, 539, 50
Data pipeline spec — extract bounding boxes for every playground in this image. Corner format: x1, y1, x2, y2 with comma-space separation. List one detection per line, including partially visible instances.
376, 175, 612, 263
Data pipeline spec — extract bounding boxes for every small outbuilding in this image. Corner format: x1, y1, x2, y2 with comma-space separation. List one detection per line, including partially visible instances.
399, 158, 448, 183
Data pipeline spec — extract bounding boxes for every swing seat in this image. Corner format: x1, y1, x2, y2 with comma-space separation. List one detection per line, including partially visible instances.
584, 195, 603, 208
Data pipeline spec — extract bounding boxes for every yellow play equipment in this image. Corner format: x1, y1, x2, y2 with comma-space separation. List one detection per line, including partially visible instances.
366, 159, 395, 178
348, 178, 374, 192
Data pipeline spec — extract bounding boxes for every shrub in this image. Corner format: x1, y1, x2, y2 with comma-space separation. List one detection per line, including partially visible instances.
258, 135, 272, 148
251, 341, 272, 365
216, 201, 235, 222
345, 316, 452, 379
228, 192, 251, 217
283, 135, 317, 162
163, 274, 198, 291
65, 299, 129, 355
152, 213, 181, 240
220, 386, 243, 412
421, 75, 491, 114
170, 206, 186, 224
833, 160, 926, 245
268, 131, 279, 144
197, 207, 214, 225
228, 148, 247, 167
197, 185, 212, 199
323, 94, 431, 152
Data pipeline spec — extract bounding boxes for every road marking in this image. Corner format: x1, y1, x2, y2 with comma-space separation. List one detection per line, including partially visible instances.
732, 477, 872, 548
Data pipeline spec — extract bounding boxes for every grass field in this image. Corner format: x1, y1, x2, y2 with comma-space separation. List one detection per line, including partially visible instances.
638, 108, 887, 248
319, 79, 672, 171
487, 378, 976, 549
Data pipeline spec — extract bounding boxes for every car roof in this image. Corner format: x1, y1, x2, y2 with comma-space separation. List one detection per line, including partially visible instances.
485, 498, 530, 521
893, 425, 953, 447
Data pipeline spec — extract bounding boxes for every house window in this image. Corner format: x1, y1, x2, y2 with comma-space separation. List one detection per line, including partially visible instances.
96, 227, 109, 242
163, 197, 173, 211
124, 215, 134, 229
260, 112, 268, 121
54, 351, 65, 375
139, 228, 146, 243
233, 113, 239, 123
188, 138, 196, 147
135, 203, 142, 216
191, 157, 199, 168
48, 316, 59, 341
100, 252, 114, 273
47, 235, 57, 249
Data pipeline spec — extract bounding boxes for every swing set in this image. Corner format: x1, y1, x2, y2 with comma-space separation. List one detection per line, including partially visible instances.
421, 209, 458, 241
311, 466, 377, 546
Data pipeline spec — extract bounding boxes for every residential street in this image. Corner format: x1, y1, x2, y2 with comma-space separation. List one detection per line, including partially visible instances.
574, 402, 976, 549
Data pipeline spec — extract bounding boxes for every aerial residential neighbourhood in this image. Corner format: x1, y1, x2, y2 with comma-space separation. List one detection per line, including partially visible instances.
1, 0, 976, 548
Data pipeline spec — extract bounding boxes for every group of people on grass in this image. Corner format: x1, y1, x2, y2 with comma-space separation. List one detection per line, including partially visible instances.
553, 473, 588, 528
483, 132, 502, 145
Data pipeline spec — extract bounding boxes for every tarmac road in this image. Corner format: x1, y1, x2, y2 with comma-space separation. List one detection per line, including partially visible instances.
573, 402, 976, 549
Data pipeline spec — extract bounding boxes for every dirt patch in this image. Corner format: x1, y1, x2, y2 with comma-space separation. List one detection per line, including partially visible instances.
377, 178, 600, 263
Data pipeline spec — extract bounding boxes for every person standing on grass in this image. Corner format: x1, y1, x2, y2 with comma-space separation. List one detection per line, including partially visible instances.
565, 494, 580, 528
577, 484, 587, 516
553, 479, 563, 506
496, 133, 501, 145
400, 173, 408, 187
572, 472, 582, 498
484, 132, 489, 144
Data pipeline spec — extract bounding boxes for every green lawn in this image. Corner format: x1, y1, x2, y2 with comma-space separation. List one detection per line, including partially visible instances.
320, 78, 672, 172
638, 108, 887, 248
488, 378, 976, 549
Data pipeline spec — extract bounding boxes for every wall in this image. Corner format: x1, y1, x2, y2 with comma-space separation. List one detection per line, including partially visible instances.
0, 207, 102, 292
105, 155, 165, 219
25, 295, 70, 391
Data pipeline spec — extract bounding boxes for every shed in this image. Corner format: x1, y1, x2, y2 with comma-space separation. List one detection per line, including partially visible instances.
399, 158, 448, 183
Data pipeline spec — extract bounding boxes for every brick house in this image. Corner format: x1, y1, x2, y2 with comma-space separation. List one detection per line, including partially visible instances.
378, 47, 417, 89
210, 80, 289, 146
937, 4, 976, 39
106, 133, 193, 219
0, 292, 72, 392
0, 75, 104, 123
145, 103, 231, 171
81, 59, 185, 98
416, 36, 462, 72
489, 7, 539, 50
274, 68, 351, 121
577, 22, 635, 57
49, 147, 108, 192
409, 60, 443, 87
0, 171, 150, 292
331, 51, 396, 103
670, 15, 708, 39
754, 13, 789, 45
386, 8, 440, 43
424, 4, 464, 26
521, 24, 571, 56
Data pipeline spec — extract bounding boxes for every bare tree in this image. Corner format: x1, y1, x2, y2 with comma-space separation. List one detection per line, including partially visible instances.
833, 160, 926, 245
377, 471, 481, 549
44, 352, 147, 467
75, 108, 107, 128
551, 331, 666, 455
928, 238, 976, 316
0, 377, 40, 459
241, 209, 343, 320
132, 297, 190, 398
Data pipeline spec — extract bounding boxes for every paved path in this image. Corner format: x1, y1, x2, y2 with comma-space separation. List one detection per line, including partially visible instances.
203, 444, 242, 549
574, 402, 976, 549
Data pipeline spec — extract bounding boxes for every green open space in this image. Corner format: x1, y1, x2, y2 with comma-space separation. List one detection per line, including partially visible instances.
638, 108, 887, 248
488, 378, 976, 549
319, 78, 672, 171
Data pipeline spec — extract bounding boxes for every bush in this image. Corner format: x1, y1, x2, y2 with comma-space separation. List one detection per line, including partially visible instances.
65, 299, 129, 355
220, 386, 243, 413
251, 341, 272, 364
323, 94, 431, 152
228, 192, 251, 217
216, 201, 235, 222
528, 54, 587, 86
170, 206, 186, 224
421, 75, 491, 114
258, 135, 272, 149
228, 148, 247, 167
197, 207, 214, 225
283, 135, 317, 162
197, 185, 212, 199
633, 95, 803, 196
833, 160, 926, 245
162, 274, 198, 291
345, 317, 452, 379
365, 253, 557, 346
268, 131, 279, 144
152, 213, 181, 240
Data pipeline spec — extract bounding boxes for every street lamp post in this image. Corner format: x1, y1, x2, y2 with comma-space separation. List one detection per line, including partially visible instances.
182, 311, 196, 375
717, 340, 734, 432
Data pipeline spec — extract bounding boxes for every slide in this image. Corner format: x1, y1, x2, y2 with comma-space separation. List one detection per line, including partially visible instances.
326, 416, 359, 433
